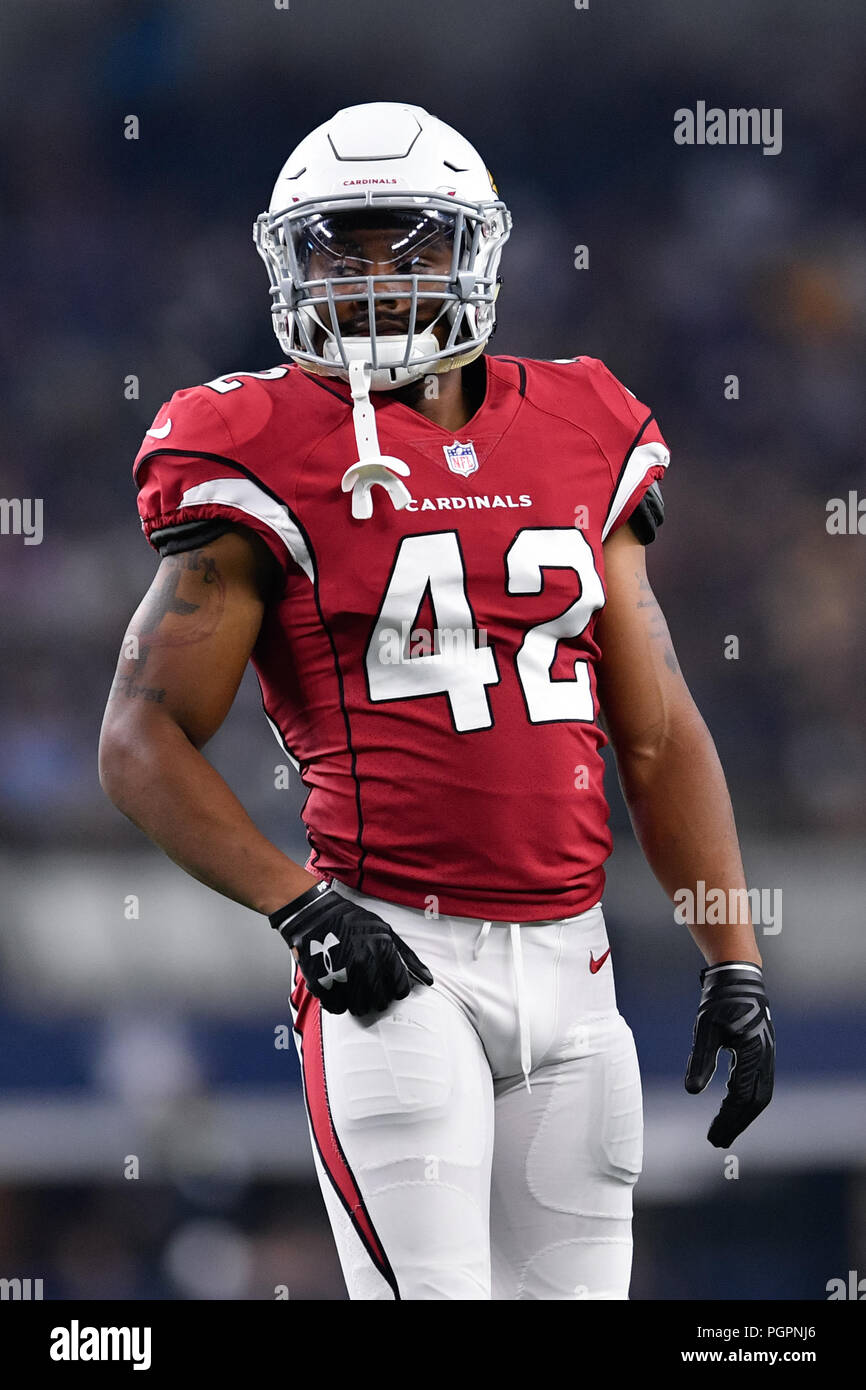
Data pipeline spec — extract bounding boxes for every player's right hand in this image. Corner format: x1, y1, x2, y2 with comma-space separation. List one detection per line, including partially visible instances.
269, 881, 434, 1016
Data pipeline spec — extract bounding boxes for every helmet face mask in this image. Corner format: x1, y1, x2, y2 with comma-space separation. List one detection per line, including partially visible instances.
290, 206, 458, 363
253, 105, 511, 390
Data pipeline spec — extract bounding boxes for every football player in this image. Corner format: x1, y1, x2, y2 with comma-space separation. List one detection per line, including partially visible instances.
99, 102, 775, 1300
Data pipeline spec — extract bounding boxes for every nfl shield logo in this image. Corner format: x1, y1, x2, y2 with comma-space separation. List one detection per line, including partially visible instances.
443, 440, 479, 476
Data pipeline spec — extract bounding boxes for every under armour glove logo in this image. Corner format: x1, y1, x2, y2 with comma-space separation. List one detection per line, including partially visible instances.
685, 961, 775, 1147
308, 932, 348, 990
269, 882, 433, 1016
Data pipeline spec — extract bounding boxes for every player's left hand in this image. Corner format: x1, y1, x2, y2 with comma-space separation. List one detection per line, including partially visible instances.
684, 961, 775, 1148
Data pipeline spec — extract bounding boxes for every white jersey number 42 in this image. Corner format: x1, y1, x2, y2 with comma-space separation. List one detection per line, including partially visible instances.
364, 528, 604, 731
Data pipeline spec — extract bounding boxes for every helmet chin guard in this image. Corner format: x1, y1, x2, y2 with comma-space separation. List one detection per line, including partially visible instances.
253, 103, 511, 391
323, 332, 442, 391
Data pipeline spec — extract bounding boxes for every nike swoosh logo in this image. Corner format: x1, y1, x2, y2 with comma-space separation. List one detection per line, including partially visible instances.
146, 418, 172, 438
589, 948, 611, 974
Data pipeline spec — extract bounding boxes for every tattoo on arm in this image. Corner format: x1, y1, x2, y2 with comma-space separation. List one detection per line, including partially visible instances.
110, 675, 166, 702
136, 551, 224, 653
635, 569, 680, 674
109, 549, 226, 700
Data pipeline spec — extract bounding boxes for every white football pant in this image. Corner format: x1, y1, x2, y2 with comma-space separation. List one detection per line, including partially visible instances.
288, 879, 643, 1300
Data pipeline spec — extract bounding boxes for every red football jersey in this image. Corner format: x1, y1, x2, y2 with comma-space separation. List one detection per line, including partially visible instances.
133, 355, 669, 921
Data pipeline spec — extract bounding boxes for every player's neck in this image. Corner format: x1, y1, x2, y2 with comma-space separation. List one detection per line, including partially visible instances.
387, 355, 486, 432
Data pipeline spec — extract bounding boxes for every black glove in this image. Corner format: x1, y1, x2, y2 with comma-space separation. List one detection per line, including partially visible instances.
269, 881, 434, 1016
684, 960, 775, 1148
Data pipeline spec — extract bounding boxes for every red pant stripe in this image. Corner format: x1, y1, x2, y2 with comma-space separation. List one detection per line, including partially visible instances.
290, 972, 400, 1298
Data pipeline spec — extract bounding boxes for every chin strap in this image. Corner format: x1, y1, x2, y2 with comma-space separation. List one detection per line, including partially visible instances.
340, 359, 413, 520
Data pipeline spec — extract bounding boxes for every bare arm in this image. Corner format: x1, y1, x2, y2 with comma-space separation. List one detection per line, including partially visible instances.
98, 527, 318, 916
595, 524, 761, 967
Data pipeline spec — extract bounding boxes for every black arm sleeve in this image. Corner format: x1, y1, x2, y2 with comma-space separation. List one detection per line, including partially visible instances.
148, 518, 234, 557
627, 480, 665, 544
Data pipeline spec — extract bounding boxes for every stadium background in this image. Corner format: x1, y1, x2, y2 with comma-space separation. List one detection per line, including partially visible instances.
0, 0, 864, 1299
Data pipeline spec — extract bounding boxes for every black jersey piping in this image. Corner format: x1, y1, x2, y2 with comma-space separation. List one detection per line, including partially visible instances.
496, 357, 527, 397
602, 410, 657, 532
135, 446, 298, 495
301, 374, 354, 405
256, 675, 326, 874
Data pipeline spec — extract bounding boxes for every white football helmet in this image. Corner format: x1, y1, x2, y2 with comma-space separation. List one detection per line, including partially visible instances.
253, 102, 511, 390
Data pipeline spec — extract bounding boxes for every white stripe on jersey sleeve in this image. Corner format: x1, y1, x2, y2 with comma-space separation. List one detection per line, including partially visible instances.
601, 440, 670, 542
177, 478, 314, 581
